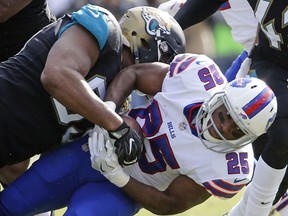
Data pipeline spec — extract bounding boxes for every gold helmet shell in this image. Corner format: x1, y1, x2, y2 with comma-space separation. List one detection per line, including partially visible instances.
119, 6, 186, 64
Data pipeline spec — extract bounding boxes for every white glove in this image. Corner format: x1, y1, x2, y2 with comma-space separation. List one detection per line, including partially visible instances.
236, 57, 252, 79
88, 125, 130, 187
158, 0, 187, 16
104, 101, 116, 111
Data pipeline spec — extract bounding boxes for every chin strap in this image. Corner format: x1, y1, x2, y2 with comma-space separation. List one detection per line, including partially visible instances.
132, 34, 140, 64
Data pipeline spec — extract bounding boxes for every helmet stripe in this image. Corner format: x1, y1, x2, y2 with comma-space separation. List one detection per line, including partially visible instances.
242, 86, 275, 118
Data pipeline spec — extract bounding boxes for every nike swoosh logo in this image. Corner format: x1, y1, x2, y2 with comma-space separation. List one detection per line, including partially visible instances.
129, 138, 134, 155
233, 178, 247, 183
100, 163, 105, 172
87, 8, 100, 18
261, 201, 270, 205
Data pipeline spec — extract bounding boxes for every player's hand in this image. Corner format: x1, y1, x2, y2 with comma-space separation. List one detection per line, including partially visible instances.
158, 0, 186, 16
225, 50, 248, 82
108, 122, 143, 166
88, 125, 130, 187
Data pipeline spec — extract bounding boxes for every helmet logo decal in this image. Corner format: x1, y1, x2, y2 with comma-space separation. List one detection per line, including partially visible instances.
141, 8, 172, 36
265, 112, 276, 131
242, 86, 275, 119
230, 77, 252, 88
239, 112, 248, 120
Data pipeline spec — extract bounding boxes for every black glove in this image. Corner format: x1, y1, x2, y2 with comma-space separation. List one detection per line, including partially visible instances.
108, 122, 143, 166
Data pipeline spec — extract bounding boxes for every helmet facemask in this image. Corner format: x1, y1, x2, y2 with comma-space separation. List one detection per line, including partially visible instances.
196, 92, 256, 153
196, 77, 277, 154
155, 29, 182, 64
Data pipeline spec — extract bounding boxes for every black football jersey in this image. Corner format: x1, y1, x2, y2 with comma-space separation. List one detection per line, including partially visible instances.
248, 0, 288, 69
0, 9, 123, 166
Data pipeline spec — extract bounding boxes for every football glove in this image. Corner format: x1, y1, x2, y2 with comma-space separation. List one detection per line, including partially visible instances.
225, 50, 249, 82
108, 122, 143, 166
88, 125, 130, 187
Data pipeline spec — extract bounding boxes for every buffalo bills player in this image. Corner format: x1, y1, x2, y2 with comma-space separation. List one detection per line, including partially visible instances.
0, 53, 277, 215
0, 4, 185, 187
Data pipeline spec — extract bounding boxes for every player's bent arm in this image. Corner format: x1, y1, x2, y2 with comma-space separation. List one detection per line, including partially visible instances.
41, 24, 123, 131
104, 62, 169, 110
90, 129, 211, 213
0, 0, 32, 22
174, 0, 226, 30
122, 175, 211, 215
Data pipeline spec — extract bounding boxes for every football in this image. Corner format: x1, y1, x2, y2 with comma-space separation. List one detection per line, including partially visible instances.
121, 115, 144, 140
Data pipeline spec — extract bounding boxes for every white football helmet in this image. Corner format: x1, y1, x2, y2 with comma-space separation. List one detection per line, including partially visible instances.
196, 77, 277, 153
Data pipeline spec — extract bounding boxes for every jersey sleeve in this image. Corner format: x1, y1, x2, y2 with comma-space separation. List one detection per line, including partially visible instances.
219, 0, 258, 52
161, 53, 228, 100
71, 4, 109, 49
183, 144, 255, 200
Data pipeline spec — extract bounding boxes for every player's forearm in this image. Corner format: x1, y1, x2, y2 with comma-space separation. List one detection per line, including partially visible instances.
174, 0, 225, 30
105, 63, 167, 111
122, 178, 180, 215
42, 69, 123, 131
104, 67, 136, 112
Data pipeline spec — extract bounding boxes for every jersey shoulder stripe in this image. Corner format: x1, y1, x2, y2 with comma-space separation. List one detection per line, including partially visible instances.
202, 179, 246, 199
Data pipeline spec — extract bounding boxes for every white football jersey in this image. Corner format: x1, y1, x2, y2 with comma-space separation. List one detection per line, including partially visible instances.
158, 0, 258, 53
219, 0, 258, 53
125, 53, 254, 199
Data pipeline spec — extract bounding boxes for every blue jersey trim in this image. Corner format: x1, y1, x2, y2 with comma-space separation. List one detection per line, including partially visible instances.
58, 4, 109, 50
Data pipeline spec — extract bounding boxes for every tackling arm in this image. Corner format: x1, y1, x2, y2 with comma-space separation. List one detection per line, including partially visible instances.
104, 62, 169, 112
41, 24, 123, 131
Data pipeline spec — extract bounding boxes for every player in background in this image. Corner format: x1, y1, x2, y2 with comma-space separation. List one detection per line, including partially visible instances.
160, 0, 288, 215
0, 4, 185, 188
0, 53, 277, 215
0, 2, 56, 215
228, 1, 288, 215
158, 0, 257, 81
0, 0, 56, 187
0, 0, 56, 61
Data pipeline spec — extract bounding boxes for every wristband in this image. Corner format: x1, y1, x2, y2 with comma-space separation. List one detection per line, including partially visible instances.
105, 101, 116, 111
108, 121, 129, 140
107, 168, 130, 187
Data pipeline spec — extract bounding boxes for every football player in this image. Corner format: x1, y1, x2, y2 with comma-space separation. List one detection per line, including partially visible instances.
0, 4, 186, 186
0, 53, 277, 215
167, 0, 288, 215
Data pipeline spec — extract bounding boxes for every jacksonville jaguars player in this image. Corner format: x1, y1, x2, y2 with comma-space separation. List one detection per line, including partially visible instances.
0, 53, 277, 215
0, 4, 185, 187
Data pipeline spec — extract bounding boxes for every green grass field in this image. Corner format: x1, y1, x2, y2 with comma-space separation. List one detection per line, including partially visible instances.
54, 189, 281, 215
54, 190, 243, 215
29, 151, 274, 216
54, 188, 274, 216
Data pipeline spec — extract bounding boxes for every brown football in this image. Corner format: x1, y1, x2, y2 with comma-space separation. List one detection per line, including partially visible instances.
121, 115, 144, 140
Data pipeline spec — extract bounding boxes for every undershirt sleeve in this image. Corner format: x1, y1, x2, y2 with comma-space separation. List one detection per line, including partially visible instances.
174, 0, 226, 30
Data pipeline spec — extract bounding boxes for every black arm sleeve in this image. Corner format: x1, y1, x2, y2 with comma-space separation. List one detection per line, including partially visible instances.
174, 0, 227, 30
